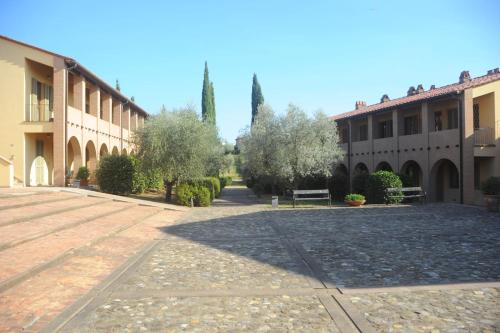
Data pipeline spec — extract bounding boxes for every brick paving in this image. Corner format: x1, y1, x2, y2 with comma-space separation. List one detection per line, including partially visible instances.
49, 187, 500, 333
0, 189, 184, 333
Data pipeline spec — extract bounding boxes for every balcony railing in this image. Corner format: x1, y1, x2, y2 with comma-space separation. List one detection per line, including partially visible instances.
474, 127, 495, 146
30, 103, 54, 122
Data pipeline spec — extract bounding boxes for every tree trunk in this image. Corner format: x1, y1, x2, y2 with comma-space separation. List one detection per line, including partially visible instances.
165, 181, 174, 202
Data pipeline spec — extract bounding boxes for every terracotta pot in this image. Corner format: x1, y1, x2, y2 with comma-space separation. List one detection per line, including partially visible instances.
345, 200, 366, 207
79, 179, 88, 187
484, 195, 500, 212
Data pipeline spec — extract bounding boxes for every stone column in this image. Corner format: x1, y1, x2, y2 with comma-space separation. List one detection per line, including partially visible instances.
52, 58, 67, 186
392, 109, 399, 171
421, 102, 430, 193
367, 114, 374, 172
462, 89, 475, 204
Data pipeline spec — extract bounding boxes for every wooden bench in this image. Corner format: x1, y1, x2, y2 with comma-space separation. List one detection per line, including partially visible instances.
292, 189, 331, 208
386, 187, 426, 204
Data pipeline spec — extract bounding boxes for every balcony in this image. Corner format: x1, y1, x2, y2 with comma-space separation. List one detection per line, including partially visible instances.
474, 127, 495, 146
29, 103, 53, 122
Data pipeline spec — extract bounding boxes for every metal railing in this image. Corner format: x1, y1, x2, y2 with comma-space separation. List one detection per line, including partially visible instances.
474, 127, 495, 146
30, 103, 53, 122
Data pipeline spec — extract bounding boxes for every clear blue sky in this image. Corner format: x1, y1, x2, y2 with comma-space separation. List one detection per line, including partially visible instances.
2, 0, 499, 143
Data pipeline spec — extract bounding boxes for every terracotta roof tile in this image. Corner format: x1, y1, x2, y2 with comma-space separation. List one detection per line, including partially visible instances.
332, 72, 500, 121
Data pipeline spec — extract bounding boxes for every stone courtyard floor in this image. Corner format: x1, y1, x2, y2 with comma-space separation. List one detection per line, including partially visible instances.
1, 186, 499, 332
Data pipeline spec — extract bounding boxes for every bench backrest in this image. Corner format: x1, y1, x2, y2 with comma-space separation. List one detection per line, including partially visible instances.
387, 187, 423, 193
293, 189, 329, 195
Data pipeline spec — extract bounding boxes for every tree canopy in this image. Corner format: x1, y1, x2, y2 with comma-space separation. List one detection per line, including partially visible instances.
134, 106, 223, 200
240, 104, 342, 190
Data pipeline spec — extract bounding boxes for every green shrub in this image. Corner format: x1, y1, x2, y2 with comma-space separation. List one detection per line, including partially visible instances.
481, 177, 500, 195
344, 193, 365, 201
352, 173, 369, 195
193, 186, 211, 207
211, 177, 221, 198
130, 156, 146, 194
397, 173, 414, 187
175, 183, 194, 206
144, 169, 164, 191
76, 166, 90, 180
330, 174, 349, 201
366, 171, 403, 204
220, 176, 232, 189
96, 155, 134, 195
186, 178, 215, 201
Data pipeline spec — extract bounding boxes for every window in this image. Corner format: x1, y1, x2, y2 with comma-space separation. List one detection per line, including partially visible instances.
449, 165, 459, 189
434, 111, 442, 131
359, 124, 368, 141
473, 104, 479, 129
404, 115, 420, 135
31, 78, 53, 121
378, 120, 393, 138
340, 126, 348, 143
85, 87, 90, 114
447, 108, 458, 129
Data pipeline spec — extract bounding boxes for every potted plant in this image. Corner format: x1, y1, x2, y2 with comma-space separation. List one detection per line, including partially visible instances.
345, 193, 366, 207
76, 166, 90, 187
481, 177, 500, 212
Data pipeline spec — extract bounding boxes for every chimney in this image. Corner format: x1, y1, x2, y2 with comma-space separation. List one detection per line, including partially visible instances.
487, 69, 494, 75
355, 101, 367, 110
459, 70, 471, 83
380, 94, 390, 103
430, 85, 436, 90
416, 84, 424, 94
494, 68, 500, 74
407, 86, 416, 96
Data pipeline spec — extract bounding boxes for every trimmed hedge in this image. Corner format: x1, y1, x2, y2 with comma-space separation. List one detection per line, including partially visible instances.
481, 176, 500, 195
96, 155, 134, 195
144, 169, 164, 191
175, 183, 211, 207
185, 177, 220, 200
220, 176, 232, 189
366, 171, 403, 204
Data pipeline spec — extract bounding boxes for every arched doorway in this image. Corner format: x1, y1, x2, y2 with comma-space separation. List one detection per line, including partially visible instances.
400, 160, 422, 187
375, 161, 392, 172
121, 148, 127, 156
67, 136, 82, 179
30, 156, 49, 186
430, 159, 460, 202
353, 162, 369, 175
85, 141, 97, 181
100, 143, 108, 157
112, 146, 119, 156
332, 164, 349, 200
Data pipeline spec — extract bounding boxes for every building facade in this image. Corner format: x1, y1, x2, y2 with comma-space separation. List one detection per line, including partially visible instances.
333, 70, 500, 205
0, 35, 147, 187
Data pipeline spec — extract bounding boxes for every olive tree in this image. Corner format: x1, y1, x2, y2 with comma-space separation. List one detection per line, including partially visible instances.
134, 106, 223, 201
240, 104, 343, 192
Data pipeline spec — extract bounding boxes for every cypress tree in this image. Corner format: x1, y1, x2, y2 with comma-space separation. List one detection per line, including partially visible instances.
201, 62, 213, 124
251, 74, 264, 124
209, 81, 216, 125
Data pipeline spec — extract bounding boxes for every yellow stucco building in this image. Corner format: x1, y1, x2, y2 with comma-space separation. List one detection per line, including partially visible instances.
333, 69, 500, 205
0, 35, 147, 187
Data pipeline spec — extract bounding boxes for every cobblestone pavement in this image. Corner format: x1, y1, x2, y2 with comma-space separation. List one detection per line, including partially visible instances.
47, 187, 500, 332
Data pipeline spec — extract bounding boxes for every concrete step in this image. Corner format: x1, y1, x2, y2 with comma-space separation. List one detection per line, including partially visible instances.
0, 195, 106, 227
0, 205, 161, 290
0, 201, 134, 251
